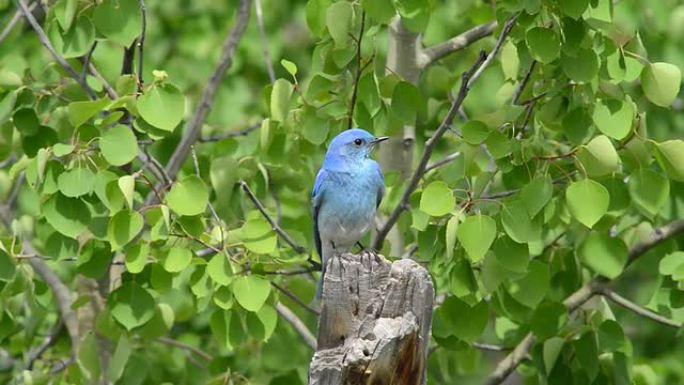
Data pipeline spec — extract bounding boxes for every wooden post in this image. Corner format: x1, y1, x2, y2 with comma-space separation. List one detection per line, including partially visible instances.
308, 252, 434, 385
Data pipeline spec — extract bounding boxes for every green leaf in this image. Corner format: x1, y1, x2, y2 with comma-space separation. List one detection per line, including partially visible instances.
280, 59, 298, 76
526, 27, 560, 64
58, 17, 96, 58
500, 42, 519, 80
520, 176, 553, 218
12, 108, 39, 135
433, 297, 488, 342
125, 243, 148, 274
306, 0, 333, 37
461, 120, 490, 145
232, 275, 271, 312
55, 0, 78, 30
301, 108, 329, 145
57, 167, 95, 197
561, 48, 599, 83
239, 216, 278, 254
419, 181, 455, 216
0, 249, 15, 281
326, 1, 353, 48
652, 140, 684, 182
598, 320, 626, 352
166, 175, 209, 216
109, 283, 155, 331
457, 215, 496, 263
53, 143, 75, 157
592, 99, 635, 140
257, 305, 278, 341
508, 260, 550, 308
493, 235, 529, 273
391, 81, 422, 125
107, 210, 144, 251
361, 0, 395, 24
543, 337, 564, 374
107, 335, 131, 383
445, 214, 459, 261
117, 175, 135, 209
162, 247, 193, 273
93, 0, 141, 47
576, 135, 619, 177
560, 0, 589, 18
641, 62, 682, 107
574, 331, 599, 380
43, 194, 91, 238
100, 125, 139, 166
214, 286, 234, 309
628, 169, 669, 217
68, 99, 109, 127
501, 200, 540, 244
210, 310, 233, 350
270, 79, 293, 122
137, 83, 185, 131
208, 253, 234, 286
659, 252, 684, 276
566, 179, 609, 228
578, 232, 628, 279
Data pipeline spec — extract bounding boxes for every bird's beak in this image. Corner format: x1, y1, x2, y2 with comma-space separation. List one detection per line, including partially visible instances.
371, 136, 389, 144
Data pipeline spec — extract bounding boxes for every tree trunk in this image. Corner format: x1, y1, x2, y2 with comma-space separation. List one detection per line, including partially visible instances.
308, 252, 434, 385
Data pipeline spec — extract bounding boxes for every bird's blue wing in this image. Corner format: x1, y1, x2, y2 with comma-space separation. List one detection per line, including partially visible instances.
311, 168, 328, 260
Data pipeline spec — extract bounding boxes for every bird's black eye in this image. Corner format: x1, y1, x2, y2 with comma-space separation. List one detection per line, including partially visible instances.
354, 138, 363, 146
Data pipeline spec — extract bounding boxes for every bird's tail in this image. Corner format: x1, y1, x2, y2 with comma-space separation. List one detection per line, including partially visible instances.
314, 242, 334, 300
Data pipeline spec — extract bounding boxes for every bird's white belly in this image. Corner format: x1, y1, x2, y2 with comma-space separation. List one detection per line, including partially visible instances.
318, 209, 374, 251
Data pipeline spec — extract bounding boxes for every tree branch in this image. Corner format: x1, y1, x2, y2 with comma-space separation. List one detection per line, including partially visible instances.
239, 181, 307, 255
254, 0, 275, 83
347, 11, 366, 129
154, 0, 251, 202
424, 151, 461, 174
17, 0, 96, 100
512, 60, 536, 105
601, 289, 681, 328
0, 1, 35, 45
484, 219, 684, 385
276, 303, 316, 350
373, 17, 518, 250
199, 121, 261, 142
136, 0, 147, 94
156, 337, 212, 362
419, 21, 497, 68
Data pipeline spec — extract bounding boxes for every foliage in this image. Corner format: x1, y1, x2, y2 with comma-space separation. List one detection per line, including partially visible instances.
0, 0, 683, 384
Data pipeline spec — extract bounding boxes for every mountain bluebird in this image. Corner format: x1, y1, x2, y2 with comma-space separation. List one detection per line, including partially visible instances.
311, 128, 387, 299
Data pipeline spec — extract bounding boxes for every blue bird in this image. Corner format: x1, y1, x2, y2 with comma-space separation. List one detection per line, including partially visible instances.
312, 128, 388, 299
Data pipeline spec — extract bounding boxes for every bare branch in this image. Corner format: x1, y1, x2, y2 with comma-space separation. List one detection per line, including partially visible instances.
254, 0, 275, 83
512, 60, 536, 105
271, 282, 319, 316
240, 181, 307, 255
80, 42, 98, 83
137, 0, 147, 94
199, 121, 261, 142
424, 151, 461, 174
156, 337, 212, 362
17, 0, 96, 100
26, 321, 65, 369
0, 1, 35, 45
347, 11, 366, 129
467, 16, 518, 89
420, 21, 497, 68
157, 0, 251, 199
275, 303, 317, 350
484, 219, 684, 385
602, 289, 681, 328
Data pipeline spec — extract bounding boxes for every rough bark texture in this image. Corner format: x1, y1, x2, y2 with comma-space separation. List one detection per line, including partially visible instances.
308, 252, 434, 385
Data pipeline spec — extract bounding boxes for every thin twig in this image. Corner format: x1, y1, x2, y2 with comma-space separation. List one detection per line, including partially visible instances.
275, 303, 317, 350
200, 121, 261, 142
467, 16, 517, 88
84, 62, 118, 100
602, 289, 681, 328
372, 52, 489, 249
80, 42, 98, 83
151, 0, 251, 205
424, 151, 461, 174
191, 145, 224, 248
240, 181, 307, 254
26, 321, 65, 369
254, 0, 275, 83
420, 21, 497, 68
484, 219, 684, 385
17, 0, 96, 100
0, 2, 35, 45
156, 337, 212, 362
512, 60, 536, 105
347, 11, 366, 129
272, 282, 319, 316
136, 0, 147, 94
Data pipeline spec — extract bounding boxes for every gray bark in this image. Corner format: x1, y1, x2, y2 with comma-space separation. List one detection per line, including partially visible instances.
308, 252, 434, 385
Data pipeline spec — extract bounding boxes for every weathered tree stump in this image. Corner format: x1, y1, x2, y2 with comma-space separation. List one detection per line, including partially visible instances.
308, 252, 434, 385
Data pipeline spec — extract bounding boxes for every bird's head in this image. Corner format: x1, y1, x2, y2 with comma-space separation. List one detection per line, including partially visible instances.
324, 128, 388, 163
